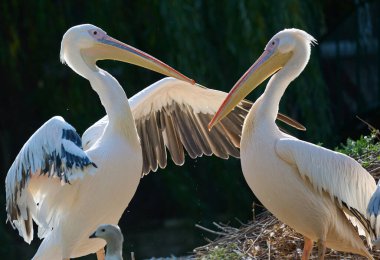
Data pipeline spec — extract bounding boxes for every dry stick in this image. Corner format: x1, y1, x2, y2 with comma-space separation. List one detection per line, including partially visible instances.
234, 217, 246, 226
213, 222, 231, 233
195, 224, 227, 236
252, 202, 256, 221
357, 116, 379, 134
244, 239, 257, 256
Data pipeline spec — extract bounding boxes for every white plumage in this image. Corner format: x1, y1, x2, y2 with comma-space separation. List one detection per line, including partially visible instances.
6, 116, 97, 243
6, 24, 303, 259
209, 28, 377, 259
5, 24, 195, 260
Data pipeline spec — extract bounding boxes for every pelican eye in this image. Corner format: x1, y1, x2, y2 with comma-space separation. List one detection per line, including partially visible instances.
101, 228, 105, 232
89, 29, 105, 40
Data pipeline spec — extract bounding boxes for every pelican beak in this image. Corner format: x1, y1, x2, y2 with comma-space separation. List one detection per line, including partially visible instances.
83, 35, 195, 85
208, 49, 293, 130
89, 232, 97, 239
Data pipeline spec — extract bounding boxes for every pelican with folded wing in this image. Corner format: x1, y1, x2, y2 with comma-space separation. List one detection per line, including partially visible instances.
209, 28, 377, 259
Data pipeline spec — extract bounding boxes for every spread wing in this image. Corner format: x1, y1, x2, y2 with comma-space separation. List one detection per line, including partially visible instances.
6, 116, 96, 243
276, 138, 378, 242
83, 77, 305, 175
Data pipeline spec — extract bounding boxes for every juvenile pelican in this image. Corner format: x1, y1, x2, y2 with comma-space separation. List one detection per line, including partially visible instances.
90, 224, 124, 260
6, 24, 303, 259
209, 29, 377, 259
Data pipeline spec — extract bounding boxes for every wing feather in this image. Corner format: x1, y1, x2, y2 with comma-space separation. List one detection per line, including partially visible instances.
368, 186, 380, 239
82, 77, 304, 175
276, 138, 378, 240
162, 109, 185, 165
5, 116, 96, 243
149, 111, 166, 168
186, 107, 212, 154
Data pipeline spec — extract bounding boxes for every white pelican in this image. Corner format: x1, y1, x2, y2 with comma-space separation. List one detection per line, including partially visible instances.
90, 224, 124, 260
209, 28, 378, 259
5, 24, 303, 260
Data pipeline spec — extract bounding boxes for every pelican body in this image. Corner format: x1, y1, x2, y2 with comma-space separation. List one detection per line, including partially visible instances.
5, 24, 193, 259
209, 29, 377, 259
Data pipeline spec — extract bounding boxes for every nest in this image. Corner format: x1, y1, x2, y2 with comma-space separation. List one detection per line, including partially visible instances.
194, 211, 380, 259
193, 124, 380, 259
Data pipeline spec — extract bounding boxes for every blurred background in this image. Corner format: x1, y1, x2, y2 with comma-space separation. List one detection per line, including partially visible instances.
0, 0, 379, 259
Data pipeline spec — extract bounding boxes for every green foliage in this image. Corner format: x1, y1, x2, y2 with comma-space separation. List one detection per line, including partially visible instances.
337, 132, 378, 156
198, 243, 241, 260
336, 130, 380, 169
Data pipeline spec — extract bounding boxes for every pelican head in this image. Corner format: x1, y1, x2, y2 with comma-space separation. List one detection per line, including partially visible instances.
60, 24, 194, 84
209, 28, 316, 129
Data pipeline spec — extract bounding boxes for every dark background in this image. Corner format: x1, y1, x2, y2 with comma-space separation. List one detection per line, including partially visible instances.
0, 0, 379, 259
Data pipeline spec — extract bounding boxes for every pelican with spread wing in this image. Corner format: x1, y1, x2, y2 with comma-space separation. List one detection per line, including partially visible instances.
209, 28, 378, 259
6, 24, 303, 260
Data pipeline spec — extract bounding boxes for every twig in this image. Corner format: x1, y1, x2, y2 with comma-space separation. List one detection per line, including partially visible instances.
195, 224, 227, 236
356, 116, 380, 138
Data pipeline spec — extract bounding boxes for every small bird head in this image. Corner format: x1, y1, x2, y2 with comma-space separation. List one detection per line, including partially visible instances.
89, 224, 124, 244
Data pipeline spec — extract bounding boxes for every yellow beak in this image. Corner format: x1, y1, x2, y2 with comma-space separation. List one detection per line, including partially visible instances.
208, 49, 292, 130
82, 35, 194, 84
